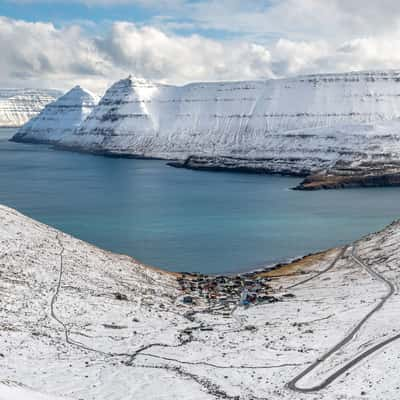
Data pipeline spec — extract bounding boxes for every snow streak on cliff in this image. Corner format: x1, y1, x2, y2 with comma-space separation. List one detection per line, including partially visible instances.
0, 89, 62, 127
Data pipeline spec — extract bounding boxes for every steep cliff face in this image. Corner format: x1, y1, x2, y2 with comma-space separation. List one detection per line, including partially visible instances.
60, 71, 400, 173
12, 86, 97, 144
0, 89, 61, 127
59, 77, 163, 152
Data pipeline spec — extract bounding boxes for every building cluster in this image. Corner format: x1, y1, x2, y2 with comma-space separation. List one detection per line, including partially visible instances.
177, 273, 280, 309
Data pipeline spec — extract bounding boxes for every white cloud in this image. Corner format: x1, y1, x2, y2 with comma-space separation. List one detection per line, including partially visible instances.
6, 0, 400, 45
184, 0, 400, 42
0, 17, 115, 93
3, 9, 400, 94
273, 39, 329, 75
336, 35, 400, 71
97, 22, 273, 83
0, 17, 276, 93
6, 0, 400, 42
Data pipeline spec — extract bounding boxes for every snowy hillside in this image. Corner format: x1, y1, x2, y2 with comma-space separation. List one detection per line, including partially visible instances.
2, 204, 400, 398
60, 71, 400, 173
0, 89, 61, 127
0, 383, 67, 400
11, 86, 97, 144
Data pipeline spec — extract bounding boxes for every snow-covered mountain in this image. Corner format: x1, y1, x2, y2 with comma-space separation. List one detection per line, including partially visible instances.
0, 88, 62, 127
11, 86, 97, 144
59, 71, 400, 174
3, 203, 400, 398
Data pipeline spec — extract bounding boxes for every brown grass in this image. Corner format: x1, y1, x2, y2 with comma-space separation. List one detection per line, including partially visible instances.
302, 175, 349, 189
255, 248, 337, 278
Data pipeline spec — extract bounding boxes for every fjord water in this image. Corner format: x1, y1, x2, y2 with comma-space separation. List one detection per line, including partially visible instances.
2, 127, 400, 274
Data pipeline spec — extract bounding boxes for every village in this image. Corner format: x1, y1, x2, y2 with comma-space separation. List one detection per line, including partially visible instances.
176, 271, 289, 314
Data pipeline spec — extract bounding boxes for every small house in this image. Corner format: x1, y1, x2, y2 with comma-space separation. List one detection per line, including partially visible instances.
182, 296, 194, 304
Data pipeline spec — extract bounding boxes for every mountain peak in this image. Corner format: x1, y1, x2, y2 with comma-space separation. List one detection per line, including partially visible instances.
12, 85, 97, 144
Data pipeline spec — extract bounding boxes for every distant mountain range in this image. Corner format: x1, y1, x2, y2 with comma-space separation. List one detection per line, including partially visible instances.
0, 88, 62, 127
11, 71, 400, 188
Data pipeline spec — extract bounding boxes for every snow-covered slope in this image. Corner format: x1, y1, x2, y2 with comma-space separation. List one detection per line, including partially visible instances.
11, 86, 97, 144
0, 89, 61, 128
60, 71, 400, 173
0, 383, 68, 400
3, 204, 400, 398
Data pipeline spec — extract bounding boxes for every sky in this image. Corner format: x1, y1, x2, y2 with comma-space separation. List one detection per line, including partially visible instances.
1, 0, 400, 94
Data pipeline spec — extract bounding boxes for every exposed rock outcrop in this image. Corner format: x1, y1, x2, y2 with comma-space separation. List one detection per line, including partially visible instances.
294, 160, 400, 190
168, 155, 311, 176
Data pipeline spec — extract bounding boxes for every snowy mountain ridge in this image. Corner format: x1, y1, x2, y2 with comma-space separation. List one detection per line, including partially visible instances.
12, 86, 97, 144
0, 88, 62, 127
57, 70, 400, 174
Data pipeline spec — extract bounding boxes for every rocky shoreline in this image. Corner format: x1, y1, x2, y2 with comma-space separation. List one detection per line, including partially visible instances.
293, 160, 400, 190
14, 131, 400, 191
170, 156, 400, 191
168, 155, 312, 177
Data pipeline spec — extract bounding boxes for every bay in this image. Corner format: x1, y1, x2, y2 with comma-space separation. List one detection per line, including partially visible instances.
1, 128, 400, 274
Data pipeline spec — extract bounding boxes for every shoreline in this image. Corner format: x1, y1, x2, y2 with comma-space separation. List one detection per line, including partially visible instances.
6, 134, 400, 278
175, 248, 338, 283
11, 132, 400, 191
0, 202, 339, 280
0, 204, 181, 278
167, 155, 311, 178
294, 171, 400, 190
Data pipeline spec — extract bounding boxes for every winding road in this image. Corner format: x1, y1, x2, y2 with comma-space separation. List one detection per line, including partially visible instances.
287, 244, 398, 393
286, 246, 348, 290
49, 231, 400, 396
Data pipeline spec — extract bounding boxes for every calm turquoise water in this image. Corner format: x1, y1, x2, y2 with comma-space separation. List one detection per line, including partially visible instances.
1, 128, 400, 274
